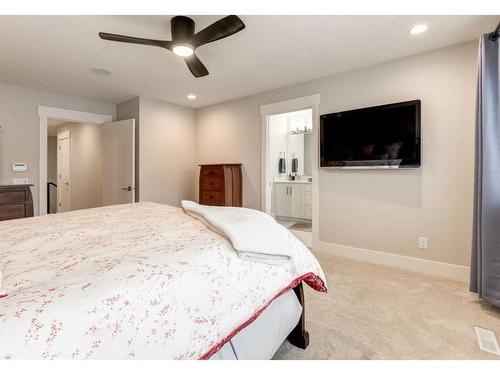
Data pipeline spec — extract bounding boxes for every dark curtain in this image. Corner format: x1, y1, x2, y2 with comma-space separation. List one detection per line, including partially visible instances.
470, 34, 500, 307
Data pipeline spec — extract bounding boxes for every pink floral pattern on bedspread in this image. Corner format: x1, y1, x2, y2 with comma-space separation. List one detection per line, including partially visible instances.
0, 202, 326, 359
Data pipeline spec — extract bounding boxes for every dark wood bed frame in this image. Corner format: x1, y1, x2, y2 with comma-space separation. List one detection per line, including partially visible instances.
287, 283, 309, 349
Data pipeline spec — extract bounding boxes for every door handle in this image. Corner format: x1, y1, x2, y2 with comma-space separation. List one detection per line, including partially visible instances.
121, 186, 134, 191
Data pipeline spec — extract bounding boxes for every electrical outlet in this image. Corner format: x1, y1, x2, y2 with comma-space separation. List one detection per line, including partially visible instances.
419, 237, 428, 249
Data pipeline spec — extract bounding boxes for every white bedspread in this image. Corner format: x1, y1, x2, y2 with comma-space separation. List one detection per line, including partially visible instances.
0, 202, 326, 359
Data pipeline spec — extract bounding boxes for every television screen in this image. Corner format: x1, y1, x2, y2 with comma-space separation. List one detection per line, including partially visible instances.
320, 100, 421, 168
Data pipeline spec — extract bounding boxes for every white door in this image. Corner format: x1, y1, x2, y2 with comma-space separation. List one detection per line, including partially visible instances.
57, 131, 71, 212
101, 119, 135, 206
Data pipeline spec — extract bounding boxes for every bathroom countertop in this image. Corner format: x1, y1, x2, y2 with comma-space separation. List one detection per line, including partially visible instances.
273, 179, 312, 184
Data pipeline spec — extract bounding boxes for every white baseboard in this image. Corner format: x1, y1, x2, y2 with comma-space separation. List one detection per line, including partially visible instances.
315, 241, 470, 282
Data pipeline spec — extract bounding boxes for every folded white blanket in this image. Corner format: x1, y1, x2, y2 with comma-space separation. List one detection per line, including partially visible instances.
181, 200, 296, 265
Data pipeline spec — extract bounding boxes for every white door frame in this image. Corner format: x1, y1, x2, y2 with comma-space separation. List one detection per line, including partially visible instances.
260, 94, 321, 248
38, 106, 112, 216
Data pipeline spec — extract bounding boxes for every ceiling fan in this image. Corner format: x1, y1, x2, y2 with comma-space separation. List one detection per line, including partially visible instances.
99, 15, 245, 78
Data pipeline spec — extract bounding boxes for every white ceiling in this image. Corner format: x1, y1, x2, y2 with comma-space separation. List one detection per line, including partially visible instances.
0, 15, 497, 108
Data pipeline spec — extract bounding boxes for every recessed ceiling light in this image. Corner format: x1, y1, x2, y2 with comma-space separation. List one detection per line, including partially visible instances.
187, 94, 196, 100
410, 24, 428, 35
173, 44, 194, 57
90, 67, 112, 76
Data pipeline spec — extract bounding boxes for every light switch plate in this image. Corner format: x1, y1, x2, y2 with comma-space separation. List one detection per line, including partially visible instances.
12, 178, 28, 185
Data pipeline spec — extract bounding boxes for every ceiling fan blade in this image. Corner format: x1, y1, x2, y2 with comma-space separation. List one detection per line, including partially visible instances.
184, 54, 209, 77
191, 15, 245, 48
99, 32, 172, 49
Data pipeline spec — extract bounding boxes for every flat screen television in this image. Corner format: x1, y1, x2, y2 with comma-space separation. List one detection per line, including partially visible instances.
320, 100, 421, 169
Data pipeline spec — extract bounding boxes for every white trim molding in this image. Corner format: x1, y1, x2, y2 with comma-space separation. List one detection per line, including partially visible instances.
38, 106, 112, 124
315, 241, 470, 282
260, 94, 320, 116
38, 106, 112, 216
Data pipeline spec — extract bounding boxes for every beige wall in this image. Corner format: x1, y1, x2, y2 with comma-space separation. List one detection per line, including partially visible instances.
137, 97, 197, 206
57, 122, 103, 210
0, 82, 115, 214
196, 41, 477, 267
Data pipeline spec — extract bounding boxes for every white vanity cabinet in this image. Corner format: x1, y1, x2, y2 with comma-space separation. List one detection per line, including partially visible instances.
273, 183, 291, 217
304, 183, 312, 219
273, 182, 312, 220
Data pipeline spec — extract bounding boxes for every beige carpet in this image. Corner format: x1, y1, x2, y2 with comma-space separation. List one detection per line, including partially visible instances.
273, 252, 500, 359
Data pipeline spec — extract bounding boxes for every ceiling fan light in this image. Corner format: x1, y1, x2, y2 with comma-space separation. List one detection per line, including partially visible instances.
410, 24, 428, 35
173, 44, 194, 57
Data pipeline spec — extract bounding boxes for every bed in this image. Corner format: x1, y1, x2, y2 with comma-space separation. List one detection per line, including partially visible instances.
0, 202, 326, 359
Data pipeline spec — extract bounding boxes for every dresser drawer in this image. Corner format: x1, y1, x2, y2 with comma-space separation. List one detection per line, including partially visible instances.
201, 176, 223, 190
0, 203, 26, 221
199, 164, 242, 207
0, 191, 26, 204
0, 185, 33, 221
201, 167, 223, 178
200, 190, 223, 205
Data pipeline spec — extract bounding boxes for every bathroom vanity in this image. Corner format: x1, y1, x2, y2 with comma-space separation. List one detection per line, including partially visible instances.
273, 180, 312, 220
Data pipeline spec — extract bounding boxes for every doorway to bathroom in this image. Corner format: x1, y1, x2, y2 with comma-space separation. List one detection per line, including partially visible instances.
261, 95, 320, 249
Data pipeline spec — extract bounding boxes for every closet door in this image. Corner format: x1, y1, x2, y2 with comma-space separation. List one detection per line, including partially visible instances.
101, 119, 135, 205
57, 131, 71, 212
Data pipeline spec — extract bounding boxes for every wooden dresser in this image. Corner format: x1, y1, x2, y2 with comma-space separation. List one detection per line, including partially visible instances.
199, 164, 242, 207
0, 184, 34, 221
